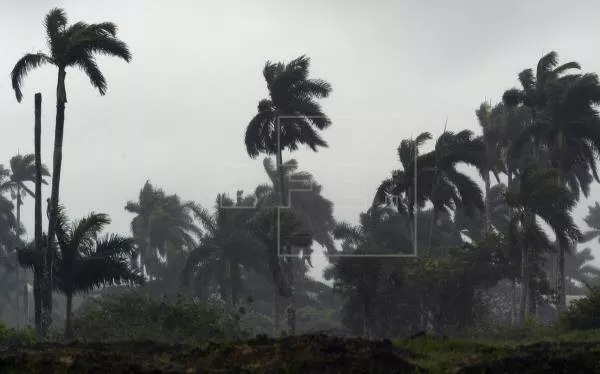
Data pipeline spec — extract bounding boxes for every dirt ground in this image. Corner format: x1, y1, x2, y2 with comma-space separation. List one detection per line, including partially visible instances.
1, 334, 600, 373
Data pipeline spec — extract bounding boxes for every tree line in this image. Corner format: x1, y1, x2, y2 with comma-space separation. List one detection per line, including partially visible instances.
3, 7, 600, 339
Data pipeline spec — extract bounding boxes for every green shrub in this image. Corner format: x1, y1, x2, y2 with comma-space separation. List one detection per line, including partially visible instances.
560, 286, 600, 331
72, 291, 247, 344
0, 321, 38, 347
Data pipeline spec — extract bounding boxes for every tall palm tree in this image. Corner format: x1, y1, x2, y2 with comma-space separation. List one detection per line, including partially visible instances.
504, 52, 594, 310
505, 165, 580, 322
245, 55, 331, 335
19, 207, 144, 339
11, 8, 131, 334
125, 181, 200, 277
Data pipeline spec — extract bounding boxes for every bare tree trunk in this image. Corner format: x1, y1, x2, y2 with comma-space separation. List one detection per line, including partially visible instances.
484, 171, 491, 235
520, 242, 528, 324
511, 279, 517, 325
64, 293, 73, 339
34, 93, 43, 336
16, 186, 21, 328
272, 291, 280, 337
363, 302, 369, 338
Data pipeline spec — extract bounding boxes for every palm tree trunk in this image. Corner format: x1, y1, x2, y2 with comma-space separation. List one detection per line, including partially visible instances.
272, 290, 280, 336
557, 132, 567, 312
519, 237, 528, 324
363, 302, 368, 338
511, 278, 517, 325
44, 69, 67, 336
34, 93, 43, 336
484, 171, 491, 235
274, 114, 297, 336
286, 258, 296, 335
64, 292, 73, 339
428, 210, 435, 251
15, 186, 21, 328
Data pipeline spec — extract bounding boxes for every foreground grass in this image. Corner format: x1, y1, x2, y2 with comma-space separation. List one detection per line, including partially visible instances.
2, 331, 600, 373
396, 329, 600, 373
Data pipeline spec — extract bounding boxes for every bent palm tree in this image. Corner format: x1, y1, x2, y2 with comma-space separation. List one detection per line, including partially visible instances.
125, 181, 200, 278
419, 130, 486, 249
11, 8, 131, 334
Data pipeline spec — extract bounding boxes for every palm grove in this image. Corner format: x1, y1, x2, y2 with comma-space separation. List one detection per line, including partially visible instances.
2, 8, 600, 339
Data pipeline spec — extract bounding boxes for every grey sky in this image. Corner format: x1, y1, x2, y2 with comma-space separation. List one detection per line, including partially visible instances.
1, 0, 600, 281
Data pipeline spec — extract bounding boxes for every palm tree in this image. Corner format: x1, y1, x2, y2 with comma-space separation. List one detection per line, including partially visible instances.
245, 55, 331, 335
19, 207, 144, 339
504, 52, 596, 310
475, 102, 506, 234
4, 154, 50, 327
505, 165, 580, 322
373, 132, 432, 249
418, 130, 486, 249
257, 158, 336, 253
125, 181, 200, 277
245, 55, 332, 208
11, 8, 131, 334
182, 193, 265, 307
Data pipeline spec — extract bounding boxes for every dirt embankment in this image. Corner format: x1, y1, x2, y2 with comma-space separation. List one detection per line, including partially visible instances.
0, 334, 423, 373
2, 335, 600, 373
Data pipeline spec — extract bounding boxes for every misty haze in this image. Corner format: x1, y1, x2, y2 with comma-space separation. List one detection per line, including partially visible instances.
1, 1, 600, 372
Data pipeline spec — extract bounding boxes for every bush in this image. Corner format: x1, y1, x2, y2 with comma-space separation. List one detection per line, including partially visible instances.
560, 286, 600, 331
72, 291, 247, 344
465, 316, 557, 341
0, 322, 37, 347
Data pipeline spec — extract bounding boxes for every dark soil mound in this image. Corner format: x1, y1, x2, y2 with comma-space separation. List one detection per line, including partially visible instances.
0, 334, 424, 373
457, 341, 600, 374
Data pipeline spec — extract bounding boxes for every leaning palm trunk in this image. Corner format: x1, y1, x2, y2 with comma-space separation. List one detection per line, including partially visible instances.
34, 93, 44, 335
43, 69, 67, 336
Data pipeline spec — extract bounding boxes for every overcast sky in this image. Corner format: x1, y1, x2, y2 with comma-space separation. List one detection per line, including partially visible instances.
1, 0, 600, 281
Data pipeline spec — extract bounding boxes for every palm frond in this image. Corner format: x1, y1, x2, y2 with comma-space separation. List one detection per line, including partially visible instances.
11, 53, 54, 102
